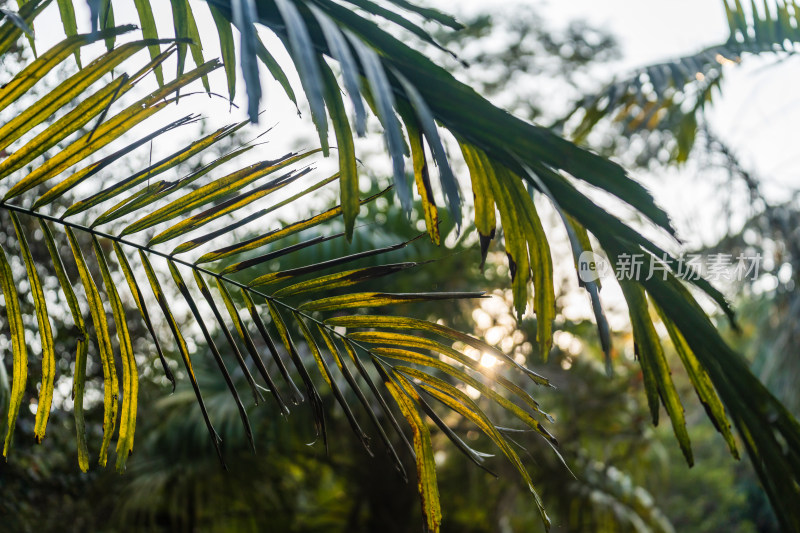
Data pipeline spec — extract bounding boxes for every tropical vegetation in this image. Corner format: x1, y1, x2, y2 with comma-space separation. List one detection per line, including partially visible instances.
0, 0, 798, 531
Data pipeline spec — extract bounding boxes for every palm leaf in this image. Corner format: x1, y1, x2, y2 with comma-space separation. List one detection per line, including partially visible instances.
9, 213, 55, 445
0, 245, 27, 459
3, 1, 800, 529
102, 0, 671, 242
0, 17, 557, 531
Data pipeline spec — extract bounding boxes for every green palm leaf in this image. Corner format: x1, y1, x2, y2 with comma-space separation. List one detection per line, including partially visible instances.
1, 1, 799, 530
0, 13, 556, 530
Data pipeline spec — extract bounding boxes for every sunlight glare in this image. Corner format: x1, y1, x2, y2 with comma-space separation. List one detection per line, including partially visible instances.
480, 353, 498, 368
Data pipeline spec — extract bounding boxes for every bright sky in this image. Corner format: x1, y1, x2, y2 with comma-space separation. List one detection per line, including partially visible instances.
456, 0, 729, 65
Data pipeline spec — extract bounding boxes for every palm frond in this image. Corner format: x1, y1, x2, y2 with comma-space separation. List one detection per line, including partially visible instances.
3, 0, 800, 530
166, 2, 800, 528
0, 14, 558, 531
563, 0, 800, 163
91, 0, 672, 245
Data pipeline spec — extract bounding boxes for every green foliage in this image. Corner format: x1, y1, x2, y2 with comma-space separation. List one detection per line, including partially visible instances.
0, 1, 799, 531
0, 6, 552, 530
